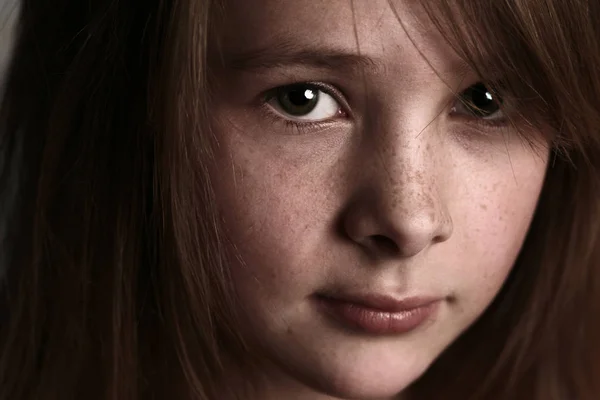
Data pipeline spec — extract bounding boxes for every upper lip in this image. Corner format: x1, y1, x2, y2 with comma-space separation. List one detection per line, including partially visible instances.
318, 292, 442, 312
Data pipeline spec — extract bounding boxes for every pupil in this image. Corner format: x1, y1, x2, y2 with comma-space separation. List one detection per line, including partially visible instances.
279, 85, 319, 116
468, 83, 500, 117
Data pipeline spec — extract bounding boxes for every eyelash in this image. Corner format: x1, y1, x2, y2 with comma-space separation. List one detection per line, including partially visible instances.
260, 82, 346, 134
259, 109, 336, 136
260, 82, 509, 134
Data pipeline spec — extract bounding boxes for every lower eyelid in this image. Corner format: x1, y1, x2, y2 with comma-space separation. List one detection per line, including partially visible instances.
258, 102, 347, 135
450, 112, 510, 131
450, 100, 507, 125
259, 105, 508, 136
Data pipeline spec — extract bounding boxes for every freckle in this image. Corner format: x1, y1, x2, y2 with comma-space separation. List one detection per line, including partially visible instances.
480, 203, 487, 210
416, 170, 424, 184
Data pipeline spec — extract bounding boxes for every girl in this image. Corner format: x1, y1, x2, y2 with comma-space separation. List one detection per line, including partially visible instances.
0, 0, 599, 399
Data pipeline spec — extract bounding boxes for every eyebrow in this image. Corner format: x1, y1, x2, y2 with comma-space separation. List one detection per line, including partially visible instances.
220, 40, 384, 74
218, 39, 474, 82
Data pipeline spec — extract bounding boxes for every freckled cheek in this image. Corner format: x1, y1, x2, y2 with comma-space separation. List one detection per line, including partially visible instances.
454, 177, 544, 302
215, 162, 335, 298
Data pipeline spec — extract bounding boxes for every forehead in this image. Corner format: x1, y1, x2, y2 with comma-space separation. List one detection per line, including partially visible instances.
215, 0, 465, 76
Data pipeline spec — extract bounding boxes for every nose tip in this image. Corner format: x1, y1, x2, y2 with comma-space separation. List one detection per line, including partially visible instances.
343, 193, 453, 260
390, 212, 452, 257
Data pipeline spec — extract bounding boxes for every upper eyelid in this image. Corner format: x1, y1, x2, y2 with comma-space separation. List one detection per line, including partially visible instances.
264, 80, 507, 120
265, 82, 352, 116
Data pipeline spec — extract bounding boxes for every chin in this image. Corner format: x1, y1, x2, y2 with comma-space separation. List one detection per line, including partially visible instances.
310, 372, 418, 400
321, 382, 411, 400
290, 350, 430, 400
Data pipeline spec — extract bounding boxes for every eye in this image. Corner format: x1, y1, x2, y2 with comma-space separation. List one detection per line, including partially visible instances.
452, 82, 504, 120
267, 83, 343, 121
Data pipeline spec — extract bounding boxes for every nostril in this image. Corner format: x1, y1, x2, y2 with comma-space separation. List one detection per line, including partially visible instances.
369, 234, 399, 256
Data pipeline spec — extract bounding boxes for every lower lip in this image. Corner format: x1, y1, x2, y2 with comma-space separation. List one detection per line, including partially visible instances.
316, 297, 440, 335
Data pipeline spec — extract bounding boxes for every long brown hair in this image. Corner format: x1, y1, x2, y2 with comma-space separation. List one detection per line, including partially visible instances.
0, 0, 598, 399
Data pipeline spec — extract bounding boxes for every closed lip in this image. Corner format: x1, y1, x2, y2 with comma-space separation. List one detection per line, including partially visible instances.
316, 292, 442, 312
315, 291, 443, 335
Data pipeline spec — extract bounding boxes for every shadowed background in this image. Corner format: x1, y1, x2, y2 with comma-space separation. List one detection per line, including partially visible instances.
0, 0, 18, 278
0, 0, 17, 84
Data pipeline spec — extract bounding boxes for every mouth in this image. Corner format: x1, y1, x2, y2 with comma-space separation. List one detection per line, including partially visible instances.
314, 292, 442, 335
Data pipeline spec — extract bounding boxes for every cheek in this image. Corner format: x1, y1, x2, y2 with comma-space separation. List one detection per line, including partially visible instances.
212, 146, 335, 304
447, 153, 548, 307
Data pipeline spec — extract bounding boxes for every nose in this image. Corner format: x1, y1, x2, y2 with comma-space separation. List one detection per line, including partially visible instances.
342, 140, 453, 260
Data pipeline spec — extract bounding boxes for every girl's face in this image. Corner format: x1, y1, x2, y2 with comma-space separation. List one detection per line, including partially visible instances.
210, 0, 548, 398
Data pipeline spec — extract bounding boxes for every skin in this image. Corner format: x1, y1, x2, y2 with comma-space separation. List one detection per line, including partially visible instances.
209, 1, 549, 399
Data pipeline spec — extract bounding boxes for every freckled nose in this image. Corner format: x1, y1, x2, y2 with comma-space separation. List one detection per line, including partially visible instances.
342, 180, 453, 260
